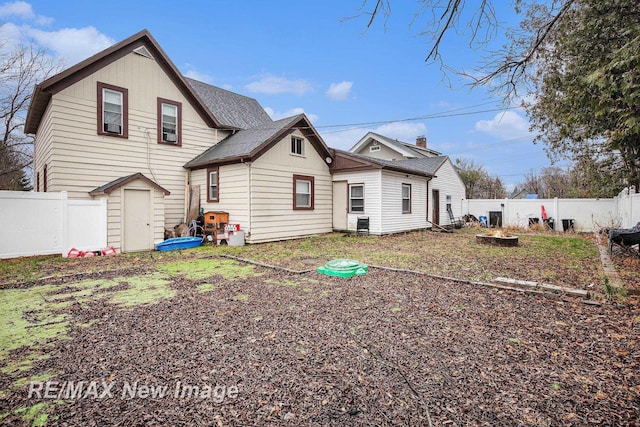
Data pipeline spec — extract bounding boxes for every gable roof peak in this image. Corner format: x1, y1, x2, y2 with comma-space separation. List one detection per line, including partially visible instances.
26, 29, 223, 134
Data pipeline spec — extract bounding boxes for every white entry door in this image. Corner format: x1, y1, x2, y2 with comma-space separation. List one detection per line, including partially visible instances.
123, 189, 152, 252
332, 181, 348, 230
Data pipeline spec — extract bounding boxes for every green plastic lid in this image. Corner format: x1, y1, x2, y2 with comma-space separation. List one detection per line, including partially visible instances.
317, 259, 368, 278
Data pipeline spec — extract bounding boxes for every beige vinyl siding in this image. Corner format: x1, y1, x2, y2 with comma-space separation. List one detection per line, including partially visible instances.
194, 163, 250, 229
105, 191, 121, 250
102, 180, 165, 253
33, 102, 55, 190
430, 159, 465, 225
380, 170, 428, 233
248, 130, 332, 243
46, 52, 229, 227
332, 171, 382, 234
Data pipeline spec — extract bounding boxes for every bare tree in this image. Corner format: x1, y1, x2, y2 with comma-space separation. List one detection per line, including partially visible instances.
352, 0, 575, 100
1, 39, 59, 190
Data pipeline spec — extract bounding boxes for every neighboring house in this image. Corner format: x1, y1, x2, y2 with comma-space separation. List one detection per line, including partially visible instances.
330, 150, 434, 234
349, 132, 442, 160
349, 132, 466, 226
25, 29, 333, 252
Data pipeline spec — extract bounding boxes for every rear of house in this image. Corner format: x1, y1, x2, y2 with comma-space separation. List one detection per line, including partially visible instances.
331, 150, 432, 234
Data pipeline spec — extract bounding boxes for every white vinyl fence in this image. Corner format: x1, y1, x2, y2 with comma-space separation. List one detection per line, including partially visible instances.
0, 191, 107, 259
462, 188, 640, 232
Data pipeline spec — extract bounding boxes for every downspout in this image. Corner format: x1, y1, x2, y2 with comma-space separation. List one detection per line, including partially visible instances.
246, 160, 252, 240
184, 171, 190, 223
144, 129, 159, 183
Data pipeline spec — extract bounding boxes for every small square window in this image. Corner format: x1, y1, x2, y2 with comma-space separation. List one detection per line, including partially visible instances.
291, 137, 303, 155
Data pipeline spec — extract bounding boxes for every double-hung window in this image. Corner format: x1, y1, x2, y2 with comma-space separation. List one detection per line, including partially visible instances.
158, 98, 182, 145
293, 175, 314, 210
349, 184, 364, 213
98, 82, 128, 137
207, 167, 219, 202
291, 137, 303, 155
402, 183, 411, 214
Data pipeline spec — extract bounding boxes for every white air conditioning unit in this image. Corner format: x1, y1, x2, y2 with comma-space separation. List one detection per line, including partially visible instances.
105, 123, 121, 134
165, 133, 177, 142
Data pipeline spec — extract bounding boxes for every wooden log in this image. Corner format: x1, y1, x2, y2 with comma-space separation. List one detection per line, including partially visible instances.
493, 277, 589, 298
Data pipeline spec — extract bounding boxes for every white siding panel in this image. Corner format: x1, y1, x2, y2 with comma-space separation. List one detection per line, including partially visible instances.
381, 171, 428, 234
430, 159, 466, 225
332, 171, 383, 234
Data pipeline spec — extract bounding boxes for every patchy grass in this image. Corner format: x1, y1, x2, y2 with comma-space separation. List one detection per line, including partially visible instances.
156, 258, 260, 281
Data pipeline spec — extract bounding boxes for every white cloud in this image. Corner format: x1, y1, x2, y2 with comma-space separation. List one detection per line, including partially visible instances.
26, 27, 114, 66
245, 75, 313, 96
474, 111, 531, 140
375, 121, 427, 142
264, 106, 318, 123
321, 121, 427, 151
183, 68, 215, 85
0, 1, 34, 19
0, 1, 52, 25
326, 81, 352, 100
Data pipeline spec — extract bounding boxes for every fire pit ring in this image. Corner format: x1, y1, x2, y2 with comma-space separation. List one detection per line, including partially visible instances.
476, 233, 519, 247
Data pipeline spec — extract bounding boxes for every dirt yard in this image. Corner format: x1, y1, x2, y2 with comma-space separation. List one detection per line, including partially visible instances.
0, 230, 638, 426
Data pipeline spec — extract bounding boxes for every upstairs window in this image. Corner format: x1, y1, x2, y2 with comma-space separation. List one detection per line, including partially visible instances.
207, 167, 219, 202
349, 184, 364, 213
291, 137, 303, 155
97, 82, 128, 138
158, 98, 182, 145
293, 174, 314, 210
402, 183, 411, 214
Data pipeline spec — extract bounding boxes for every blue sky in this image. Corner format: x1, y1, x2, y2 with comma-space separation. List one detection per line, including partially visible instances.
1, 0, 567, 190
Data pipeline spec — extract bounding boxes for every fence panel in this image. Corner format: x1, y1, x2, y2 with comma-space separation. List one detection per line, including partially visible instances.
65, 198, 108, 255
0, 191, 107, 259
464, 197, 620, 232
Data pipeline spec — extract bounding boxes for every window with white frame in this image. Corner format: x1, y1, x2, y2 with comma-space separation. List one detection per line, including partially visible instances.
291, 137, 303, 155
207, 167, 219, 202
293, 174, 314, 209
158, 98, 181, 145
98, 82, 128, 137
349, 184, 364, 213
402, 183, 411, 213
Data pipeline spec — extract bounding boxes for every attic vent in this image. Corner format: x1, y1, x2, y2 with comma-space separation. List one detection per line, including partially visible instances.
370, 145, 381, 152
133, 46, 154, 59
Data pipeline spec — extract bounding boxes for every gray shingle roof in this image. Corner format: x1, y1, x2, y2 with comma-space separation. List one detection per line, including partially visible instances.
184, 115, 302, 168
390, 156, 449, 175
185, 78, 272, 130
332, 149, 435, 177
358, 132, 442, 157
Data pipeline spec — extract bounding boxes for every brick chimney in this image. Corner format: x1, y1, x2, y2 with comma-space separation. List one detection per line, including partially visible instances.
416, 135, 427, 148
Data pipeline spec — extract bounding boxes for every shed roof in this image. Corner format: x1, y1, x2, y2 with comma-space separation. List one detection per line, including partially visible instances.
89, 173, 170, 196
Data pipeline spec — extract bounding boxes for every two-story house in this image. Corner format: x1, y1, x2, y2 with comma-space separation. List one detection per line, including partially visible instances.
25, 29, 333, 252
